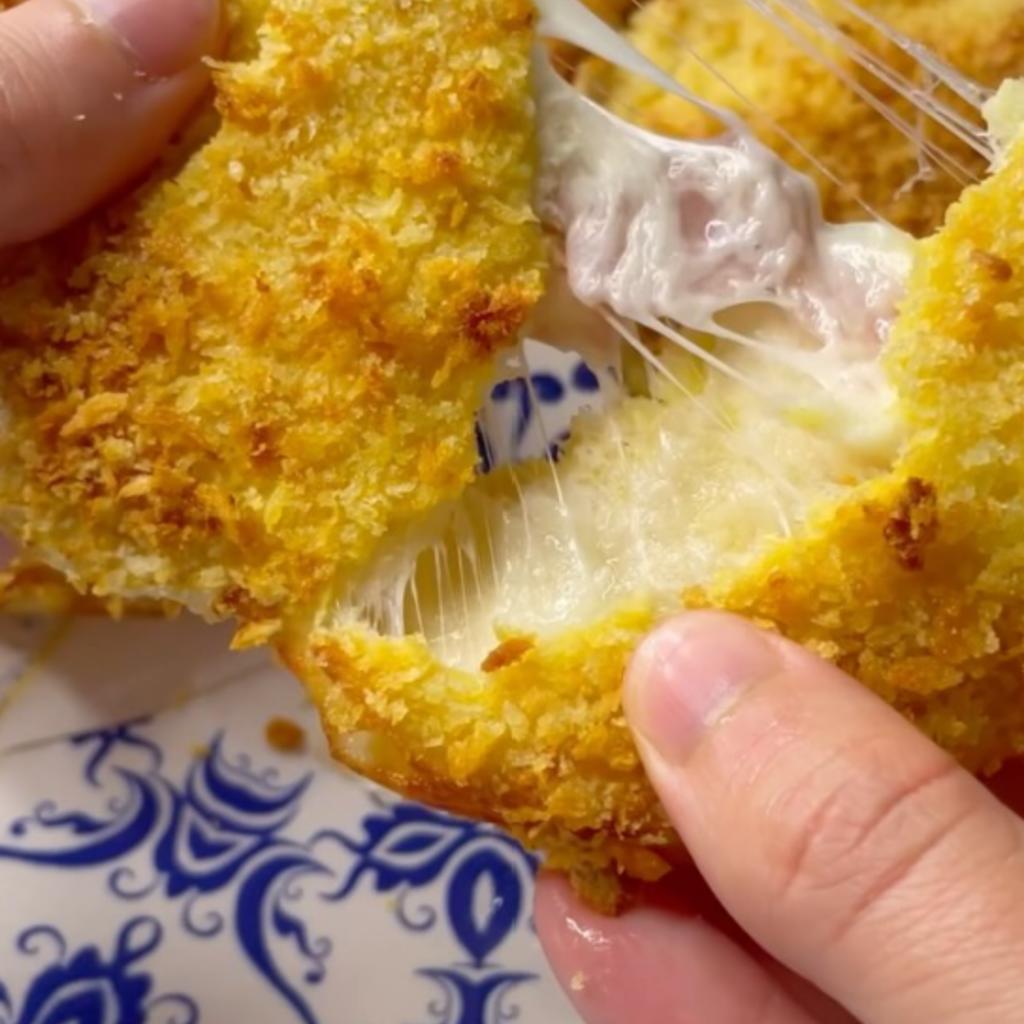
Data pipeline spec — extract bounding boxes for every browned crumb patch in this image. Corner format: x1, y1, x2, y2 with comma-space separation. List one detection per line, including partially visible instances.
972, 248, 1015, 282
481, 635, 535, 672
884, 478, 938, 571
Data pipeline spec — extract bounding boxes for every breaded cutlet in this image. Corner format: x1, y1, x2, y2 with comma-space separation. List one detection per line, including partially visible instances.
0, 0, 545, 635
285, 87, 1024, 907
580, 0, 1024, 235
9, 0, 1016, 612
0, 0, 625, 615
6, 0, 1024, 913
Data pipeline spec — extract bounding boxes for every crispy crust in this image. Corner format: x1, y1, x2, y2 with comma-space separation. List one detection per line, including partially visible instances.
0, 0, 545, 626
284, 119, 1024, 910
281, 603, 676, 911
0, 557, 176, 617
8, 0, 1024, 912
580, 0, 1024, 235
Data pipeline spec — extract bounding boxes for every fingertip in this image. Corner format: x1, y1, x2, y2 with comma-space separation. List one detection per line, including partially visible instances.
620, 618, 1024, 1023
533, 870, 597, 968
0, 0, 221, 244
624, 611, 782, 765
534, 871, 619, 1020
533, 870, 571, 941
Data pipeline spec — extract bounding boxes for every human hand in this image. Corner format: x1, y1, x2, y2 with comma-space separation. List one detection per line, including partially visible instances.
536, 612, 1024, 1023
0, 0, 219, 247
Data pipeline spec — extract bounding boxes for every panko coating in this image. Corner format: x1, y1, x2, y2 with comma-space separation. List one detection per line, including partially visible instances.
0, 0, 545, 633
283, 86, 1024, 908
581, 0, 1024, 235
6, 0, 1024, 913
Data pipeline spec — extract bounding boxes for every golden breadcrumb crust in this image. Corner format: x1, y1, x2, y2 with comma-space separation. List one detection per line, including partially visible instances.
0, 0, 545, 628
580, 0, 1024, 236
285, 116, 1024, 910
7, 0, 1024, 914
14, 0, 993, 617
0, 557, 175, 617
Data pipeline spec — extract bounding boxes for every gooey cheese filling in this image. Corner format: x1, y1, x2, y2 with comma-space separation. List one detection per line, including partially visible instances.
336, 0, 920, 668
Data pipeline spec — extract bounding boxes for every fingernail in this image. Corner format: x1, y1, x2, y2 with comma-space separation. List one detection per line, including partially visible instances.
79, 0, 220, 77
625, 613, 781, 763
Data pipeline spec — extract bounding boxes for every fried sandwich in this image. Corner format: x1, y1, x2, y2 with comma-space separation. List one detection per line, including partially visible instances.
4, 0, 1024, 909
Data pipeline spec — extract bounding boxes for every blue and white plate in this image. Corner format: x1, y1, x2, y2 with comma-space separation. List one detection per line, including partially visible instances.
0, 617, 583, 1023
0, 342, 605, 1022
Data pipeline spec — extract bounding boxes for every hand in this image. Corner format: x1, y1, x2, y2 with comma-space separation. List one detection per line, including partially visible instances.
536, 612, 1024, 1023
0, 0, 219, 247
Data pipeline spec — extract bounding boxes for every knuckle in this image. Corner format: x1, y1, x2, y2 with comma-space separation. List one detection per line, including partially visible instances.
769, 748, 974, 942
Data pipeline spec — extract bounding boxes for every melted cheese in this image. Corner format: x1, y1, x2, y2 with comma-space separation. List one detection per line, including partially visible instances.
336, 0, 916, 668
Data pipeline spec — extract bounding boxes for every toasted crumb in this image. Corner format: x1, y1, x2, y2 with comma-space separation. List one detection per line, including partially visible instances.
481, 635, 535, 672
570, 971, 587, 993
265, 716, 306, 753
0, 0, 544, 623
971, 248, 1015, 282
882, 477, 938, 571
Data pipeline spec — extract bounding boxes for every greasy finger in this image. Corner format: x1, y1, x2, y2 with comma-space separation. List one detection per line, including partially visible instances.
535, 871, 829, 1024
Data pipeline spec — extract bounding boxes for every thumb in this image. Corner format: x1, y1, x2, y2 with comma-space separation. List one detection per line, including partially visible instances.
625, 611, 1024, 1024
0, 0, 220, 247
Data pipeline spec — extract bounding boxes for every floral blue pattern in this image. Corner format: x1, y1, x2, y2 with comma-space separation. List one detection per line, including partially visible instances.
0, 336, 596, 1022
335, 799, 539, 1022
0, 917, 197, 1024
0, 724, 540, 1024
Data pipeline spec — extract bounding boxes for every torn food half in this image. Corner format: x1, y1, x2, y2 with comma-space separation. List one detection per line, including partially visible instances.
0, 0, 546, 624
286, 8, 1024, 905
4, 0, 1024, 907
289, 13, 1024, 906
327, 45, 912, 676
